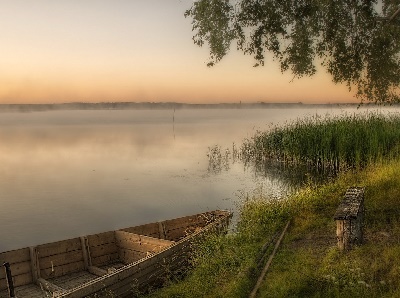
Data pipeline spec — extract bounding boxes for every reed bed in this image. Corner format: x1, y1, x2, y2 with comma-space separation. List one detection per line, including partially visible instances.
242, 112, 400, 172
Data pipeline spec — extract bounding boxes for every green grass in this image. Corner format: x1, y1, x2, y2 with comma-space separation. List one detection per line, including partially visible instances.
242, 112, 400, 171
258, 160, 400, 297
146, 159, 400, 298
145, 112, 400, 298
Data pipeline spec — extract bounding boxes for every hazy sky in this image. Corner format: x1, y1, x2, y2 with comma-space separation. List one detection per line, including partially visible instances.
0, 0, 356, 104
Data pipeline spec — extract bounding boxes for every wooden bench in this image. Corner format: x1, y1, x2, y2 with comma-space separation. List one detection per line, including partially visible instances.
334, 187, 365, 251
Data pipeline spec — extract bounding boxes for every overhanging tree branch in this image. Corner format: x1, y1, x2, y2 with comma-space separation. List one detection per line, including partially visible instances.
185, 0, 400, 104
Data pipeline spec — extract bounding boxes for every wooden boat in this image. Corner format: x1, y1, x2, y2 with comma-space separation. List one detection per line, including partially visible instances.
0, 210, 231, 298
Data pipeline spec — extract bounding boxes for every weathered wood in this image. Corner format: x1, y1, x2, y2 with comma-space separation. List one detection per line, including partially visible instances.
49, 271, 98, 291
89, 242, 118, 258
40, 261, 85, 279
118, 248, 146, 264
0, 248, 31, 266
30, 247, 40, 282
4, 272, 32, 288
80, 237, 89, 270
115, 231, 173, 254
0, 210, 232, 298
53, 241, 187, 297
0, 284, 47, 298
37, 239, 81, 258
158, 222, 166, 239
0, 279, 6, 291
87, 232, 115, 247
334, 187, 365, 220
39, 250, 83, 270
38, 278, 66, 293
334, 187, 365, 251
0, 261, 31, 280
90, 253, 119, 267
120, 223, 159, 238
88, 266, 107, 277
83, 241, 191, 297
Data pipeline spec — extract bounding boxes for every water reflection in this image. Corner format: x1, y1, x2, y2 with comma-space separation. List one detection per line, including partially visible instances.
1, 107, 398, 251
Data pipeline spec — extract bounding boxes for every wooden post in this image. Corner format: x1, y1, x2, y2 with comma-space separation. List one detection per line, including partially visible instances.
80, 236, 91, 269
159, 221, 166, 240
334, 187, 365, 251
3, 262, 15, 298
29, 246, 40, 283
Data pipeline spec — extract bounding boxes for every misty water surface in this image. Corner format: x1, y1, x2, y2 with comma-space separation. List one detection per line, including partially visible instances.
0, 107, 396, 251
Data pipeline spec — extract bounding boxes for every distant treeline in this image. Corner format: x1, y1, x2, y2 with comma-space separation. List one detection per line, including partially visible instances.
0, 102, 376, 112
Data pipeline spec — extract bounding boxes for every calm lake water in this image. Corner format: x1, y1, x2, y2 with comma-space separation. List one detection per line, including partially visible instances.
1, 106, 397, 251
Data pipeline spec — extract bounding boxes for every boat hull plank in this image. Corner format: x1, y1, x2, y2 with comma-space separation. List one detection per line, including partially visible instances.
50, 271, 98, 290
90, 253, 120, 268
120, 222, 161, 239
86, 231, 116, 248
0, 284, 48, 298
0, 210, 232, 298
36, 238, 82, 258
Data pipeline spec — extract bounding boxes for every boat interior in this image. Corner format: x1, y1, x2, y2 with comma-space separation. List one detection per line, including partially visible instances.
0, 211, 225, 298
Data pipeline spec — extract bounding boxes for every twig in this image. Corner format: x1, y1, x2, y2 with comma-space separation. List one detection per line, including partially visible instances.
249, 220, 290, 298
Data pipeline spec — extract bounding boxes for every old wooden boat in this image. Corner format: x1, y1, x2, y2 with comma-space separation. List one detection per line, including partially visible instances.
0, 210, 231, 298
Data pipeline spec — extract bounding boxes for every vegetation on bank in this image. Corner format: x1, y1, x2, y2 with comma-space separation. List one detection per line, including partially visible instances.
146, 113, 400, 298
148, 159, 400, 298
242, 112, 400, 171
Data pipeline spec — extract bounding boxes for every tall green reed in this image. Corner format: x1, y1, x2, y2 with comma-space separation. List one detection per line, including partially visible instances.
242, 111, 400, 172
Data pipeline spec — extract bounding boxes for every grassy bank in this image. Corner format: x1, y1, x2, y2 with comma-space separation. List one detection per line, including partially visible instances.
146, 113, 400, 297
147, 159, 400, 297
257, 160, 400, 297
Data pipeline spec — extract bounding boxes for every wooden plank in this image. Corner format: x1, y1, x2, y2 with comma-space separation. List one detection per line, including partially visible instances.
115, 231, 141, 243
88, 266, 107, 277
165, 227, 193, 241
118, 248, 146, 264
140, 235, 174, 246
40, 261, 84, 279
89, 242, 118, 258
102, 247, 190, 297
158, 222, 166, 240
10, 272, 33, 288
30, 246, 40, 282
120, 223, 159, 238
1, 270, 34, 291
87, 231, 115, 247
39, 250, 84, 270
0, 261, 31, 279
52, 213, 231, 297
334, 187, 364, 219
91, 252, 119, 267
163, 214, 208, 230
0, 248, 31, 265
119, 242, 165, 254
37, 238, 81, 258
50, 271, 98, 291
115, 231, 173, 249
38, 278, 66, 293
80, 237, 89, 270
0, 284, 48, 298
0, 278, 6, 291
55, 242, 188, 297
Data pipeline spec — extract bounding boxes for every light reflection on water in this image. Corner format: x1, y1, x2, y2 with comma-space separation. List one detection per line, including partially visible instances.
0, 107, 396, 251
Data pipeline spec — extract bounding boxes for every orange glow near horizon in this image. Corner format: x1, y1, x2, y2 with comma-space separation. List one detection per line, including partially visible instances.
0, 67, 356, 104
0, 1, 356, 105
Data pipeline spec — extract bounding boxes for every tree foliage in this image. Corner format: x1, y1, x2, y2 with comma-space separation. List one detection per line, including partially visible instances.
185, 0, 400, 104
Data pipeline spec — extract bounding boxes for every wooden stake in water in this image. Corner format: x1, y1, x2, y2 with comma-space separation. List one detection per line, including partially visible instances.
173, 108, 176, 140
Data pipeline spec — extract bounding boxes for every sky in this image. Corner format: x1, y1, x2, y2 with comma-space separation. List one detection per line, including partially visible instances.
0, 0, 356, 104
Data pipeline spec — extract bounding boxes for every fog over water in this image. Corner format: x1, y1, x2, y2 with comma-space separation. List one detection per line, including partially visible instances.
0, 107, 397, 251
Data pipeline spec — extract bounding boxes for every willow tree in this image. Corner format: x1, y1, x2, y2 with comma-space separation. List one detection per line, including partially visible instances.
185, 0, 400, 104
